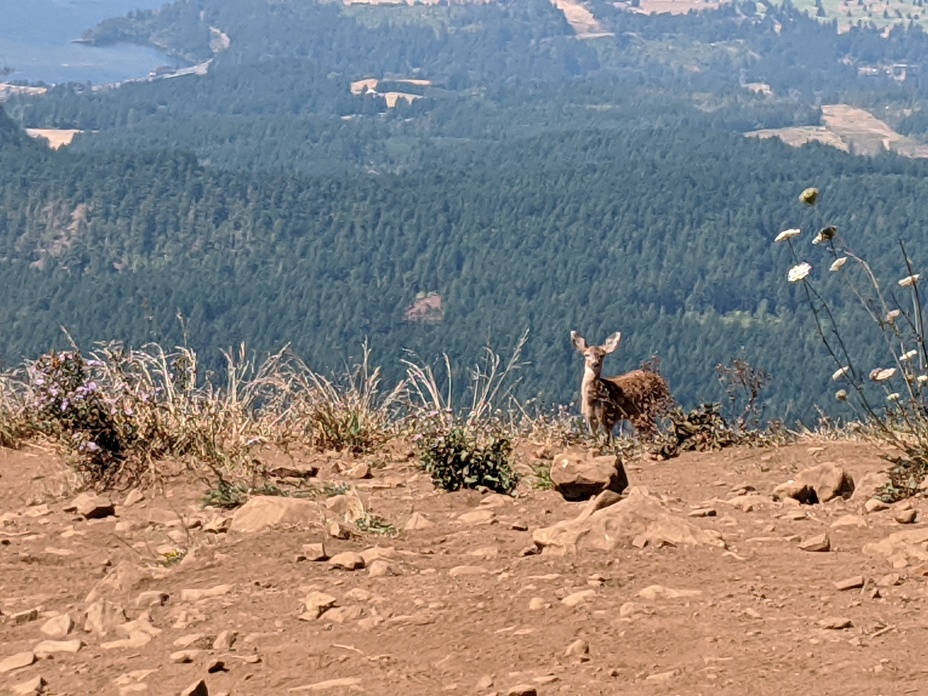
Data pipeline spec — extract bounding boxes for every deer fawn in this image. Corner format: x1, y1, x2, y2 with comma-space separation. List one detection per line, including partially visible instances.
570, 330, 673, 441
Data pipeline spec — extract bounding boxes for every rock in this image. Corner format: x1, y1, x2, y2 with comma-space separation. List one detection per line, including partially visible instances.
325, 490, 366, 522
230, 496, 320, 533
327, 521, 351, 539
174, 634, 211, 649
528, 597, 547, 611
565, 638, 589, 657
85, 561, 147, 605
123, 490, 145, 507
403, 512, 433, 531
360, 546, 395, 565
202, 515, 231, 534
834, 575, 865, 591
561, 589, 596, 607
533, 487, 725, 555
865, 499, 890, 513
207, 659, 226, 673
774, 463, 854, 504
11, 676, 47, 695
549, 450, 628, 501
0, 652, 36, 674
877, 573, 903, 587
818, 616, 853, 630
449, 565, 488, 577
457, 509, 496, 525
619, 602, 651, 618
863, 527, 928, 563
831, 514, 867, 528
83, 599, 128, 636
213, 630, 238, 651
328, 552, 365, 571
688, 507, 717, 518
798, 533, 831, 552
894, 509, 917, 524
136, 591, 170, 607
33, 639, 83, 658
727, 494, 769, 512
321, 606, 364, 624
300, 592, 338, 620
39, 613, 74, 639
850, 471, 891, 501
65, 492, 116, 519
170, 650, 201, 663
367, 560, 396, 577
287, 677, 362, 692
347, 463, 372, 479
300, 542, 328, 561
506, 686, 537, 696
636, 585, 702, 601
179, 680, 209, 696
180, 585, 233, 602
9, 608, 39, 625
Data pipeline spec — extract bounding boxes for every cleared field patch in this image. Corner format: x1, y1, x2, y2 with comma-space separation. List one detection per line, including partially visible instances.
631, 0, 728, 14
747, 104, 928, 158
551, 0, 612, 37
25, 128, 82, 149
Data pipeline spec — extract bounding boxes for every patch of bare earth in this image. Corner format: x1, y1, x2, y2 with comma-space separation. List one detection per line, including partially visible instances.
2, 437, 928, 694
24, 129, 82, 150
550, 0, 612, 38
621, 0, 728, 15
747, 104, 928, 158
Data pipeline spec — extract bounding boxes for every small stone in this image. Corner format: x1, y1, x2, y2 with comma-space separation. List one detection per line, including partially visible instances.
819, 616, 853, 630
136, 591, 170, 607
798, 533, 830, 552
327, 521, 351, 539
300, 591, 337, 620
170, 650, 201, 663
328, 552, 365, 571
300, 542, 328, 561
865, 499, 890, 513
877, 573, 903, 587
347, 463, 371, 479
403, 512, 433, 531
180, 585, 232, 602
10, 608, 39, 625
619, 602, 650, 618
565, 638, 589, 657
207, 659, 226, 673
11, 676, 47, 695
0, 652, 36, 674
510, 520, 529, 531
367, 560, 396, 577
506, 686, 537, 696
688, 507, 717, 518
561, 589, 596, 607
123, 490, 145, 507
34, 639, 83, 658
173, 634, 210, 649
213, 630, 238, 651
458, 509, 496, 525
528, 597, 547, 611
202, 515, 232, 534
179, 680, 209, 696
65, 492, 115, 519
834, 575, 865, 591
894, 509, 917, 524
448, 565, 488, 577
646, 670, 677, 683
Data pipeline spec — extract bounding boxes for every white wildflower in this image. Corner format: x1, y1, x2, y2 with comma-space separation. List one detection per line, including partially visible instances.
898, 274, 920, 288
887, 392, 901, 402
900, 349, 918, 362
775, 228, 801, 243
835, 389, 847, 401
832, 366, 850, 381
869, 367, 897, 382
788, 262, 812, 283
829, 257, 848, 272
918, 375, 928, 384
886, 309, 901, 324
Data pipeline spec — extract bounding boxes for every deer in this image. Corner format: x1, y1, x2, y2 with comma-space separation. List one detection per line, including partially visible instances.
570, 330, 674, 442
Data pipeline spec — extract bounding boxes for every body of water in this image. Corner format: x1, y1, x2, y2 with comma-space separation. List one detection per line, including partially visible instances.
0, 0, 178, 84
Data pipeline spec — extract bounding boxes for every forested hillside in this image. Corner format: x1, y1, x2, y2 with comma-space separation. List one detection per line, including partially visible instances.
2, 0, 928, 422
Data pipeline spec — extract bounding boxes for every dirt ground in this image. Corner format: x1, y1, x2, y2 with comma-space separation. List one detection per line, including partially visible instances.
2, 436, 928, 696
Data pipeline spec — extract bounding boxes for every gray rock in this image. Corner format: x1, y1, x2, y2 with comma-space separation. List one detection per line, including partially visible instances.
549, 450, 628, 501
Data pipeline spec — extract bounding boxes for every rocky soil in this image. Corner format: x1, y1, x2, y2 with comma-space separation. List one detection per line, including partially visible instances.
2, 437, 928, 695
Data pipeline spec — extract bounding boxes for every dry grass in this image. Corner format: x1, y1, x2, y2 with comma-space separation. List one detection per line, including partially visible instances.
24, 128, 82, 150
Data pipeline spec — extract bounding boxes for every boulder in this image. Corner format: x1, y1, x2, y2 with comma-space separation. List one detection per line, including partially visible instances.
773, 463, 854, 504
549, 450, 629, 501
532, 487, 725, 555
230, 496, 319, 533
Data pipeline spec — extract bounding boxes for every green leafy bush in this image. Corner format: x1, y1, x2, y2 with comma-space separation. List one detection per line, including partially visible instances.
414, 416, 518, 495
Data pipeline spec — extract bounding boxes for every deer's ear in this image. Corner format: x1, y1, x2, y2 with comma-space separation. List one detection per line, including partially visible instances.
570, 331, 587, 352
602, 332, 622, 354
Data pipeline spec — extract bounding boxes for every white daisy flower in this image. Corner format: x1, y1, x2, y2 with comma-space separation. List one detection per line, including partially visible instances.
899, 274, 920, 288
829, 257, 847, 272
869, 367, 897, 382
788, 262, 812, 283
832, 366, 850, 381
775, 228, 801, 243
